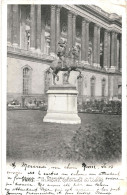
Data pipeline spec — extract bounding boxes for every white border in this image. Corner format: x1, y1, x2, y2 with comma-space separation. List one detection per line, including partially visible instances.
1, 0, 127, 194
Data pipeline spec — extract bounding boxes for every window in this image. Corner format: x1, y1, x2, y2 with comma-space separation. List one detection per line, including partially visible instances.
91, 76, 95, 97
23, 67, 31, 95
102, 78, 106, 97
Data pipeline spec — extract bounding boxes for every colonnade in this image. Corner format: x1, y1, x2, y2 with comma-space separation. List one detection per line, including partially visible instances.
7, 5, 122, 70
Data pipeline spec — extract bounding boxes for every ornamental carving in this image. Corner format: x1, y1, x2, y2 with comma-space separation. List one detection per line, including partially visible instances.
26, 13, 30, 25
45, 17, 50, 28
76, 29, 81, 38
61, 23, 67, 34
100, 43, 103, 55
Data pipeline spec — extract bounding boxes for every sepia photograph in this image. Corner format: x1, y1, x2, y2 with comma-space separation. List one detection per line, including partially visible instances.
6, 4, 122, 165
1, 1, 126, 194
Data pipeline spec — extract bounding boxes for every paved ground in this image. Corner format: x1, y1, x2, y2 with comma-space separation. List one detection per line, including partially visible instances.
7, 110, 121, 164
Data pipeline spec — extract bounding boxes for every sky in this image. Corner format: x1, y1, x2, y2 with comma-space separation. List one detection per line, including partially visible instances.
96, 0, 125, 16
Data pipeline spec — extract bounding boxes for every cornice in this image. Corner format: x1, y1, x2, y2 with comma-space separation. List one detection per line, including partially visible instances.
78, 62, 121, 75
62, 5, 122, 33
7, 47, 121, 76
7, 47, 54, 63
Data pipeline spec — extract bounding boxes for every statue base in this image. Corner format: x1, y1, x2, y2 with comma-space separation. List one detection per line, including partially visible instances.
43, 84, 81, 124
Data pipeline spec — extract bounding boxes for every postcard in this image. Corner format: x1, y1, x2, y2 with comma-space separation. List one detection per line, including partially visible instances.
1, 0, 127, 194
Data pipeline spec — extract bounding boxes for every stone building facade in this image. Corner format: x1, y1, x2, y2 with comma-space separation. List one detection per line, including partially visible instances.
7, 5, 122, 105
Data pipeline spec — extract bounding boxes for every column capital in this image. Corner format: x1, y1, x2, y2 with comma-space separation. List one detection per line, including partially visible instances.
115, 31, 118, 36
104, 29, 108, 35
86, 20, 90, 27
51, 5, 56, 10
82, 18, 86, 24
56, 5, 62, 13
72, 13, 77, 19
106, 29, 111, 34
82, 17, 90, 24
68, 10, 73, 17
111, 31, 116, 35
94, 23, 99, 30
97, 24, 102, 30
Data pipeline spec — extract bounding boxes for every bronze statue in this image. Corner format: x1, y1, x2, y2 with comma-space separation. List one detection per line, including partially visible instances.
47, 39, 84, 85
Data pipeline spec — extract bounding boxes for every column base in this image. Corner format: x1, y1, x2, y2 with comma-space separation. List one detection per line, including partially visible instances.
7, 42, 12, 46
93, 63, 99, 67
109, 66, 117, 72
81, 60, 89, 65
30, 47, 35, 52
50, 52, 57, 58
104, 66, 111, 71
36, 48, 41, 54
12, 43, 18, 48
43, 112, 81, 124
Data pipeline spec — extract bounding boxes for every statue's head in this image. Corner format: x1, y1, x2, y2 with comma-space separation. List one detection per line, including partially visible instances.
72, 45, 80, 58
57, 39, 66, 58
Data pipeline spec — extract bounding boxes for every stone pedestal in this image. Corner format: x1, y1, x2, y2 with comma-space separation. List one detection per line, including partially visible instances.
43, 84, 81, 124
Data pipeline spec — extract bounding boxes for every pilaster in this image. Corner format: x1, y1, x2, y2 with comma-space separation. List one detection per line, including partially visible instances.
81, 18, 86, 62
50, 5, 56, 54
67, 11, 73, 53
97, 25, 101, 67
7, 5, 13, 45
85, 20, 90, 64
110, 31, 115, 70
72, 14, 76, 46
119, 34, 122, 71
12, 5, 19, 47
30, 5, 36, 50
93, 23, 98, 66
36, 5, 41, 53
107, 31, 111, 68
114, 32, 118, 69
103, 29, 108, 68
56, 6, 61, 52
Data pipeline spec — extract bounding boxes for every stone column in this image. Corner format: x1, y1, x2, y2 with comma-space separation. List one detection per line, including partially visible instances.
36, 5, 41, 52
72, 14, 76, 46
67, 11, 73, 52
50, 5, 56, 54
81, 18, 86, 62
7, 5, 13, 45
41, 11, 45, 53
93, 24, 98, 66
12, 5, 19, 47
30, 5, 36, 50
114, 32, 118, 69
111, 31, 115, 68
56, 6, 61, 52
97, 25, 101, 66
85, 20, 90, 63
119, 34, 122, 71
107, 31, 111, 68
103, 29, 108, 68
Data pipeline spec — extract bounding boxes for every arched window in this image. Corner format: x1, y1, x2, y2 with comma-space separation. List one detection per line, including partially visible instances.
91, 76, 96, 97
102, 78, 106, 97
23, 66, 32, 95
